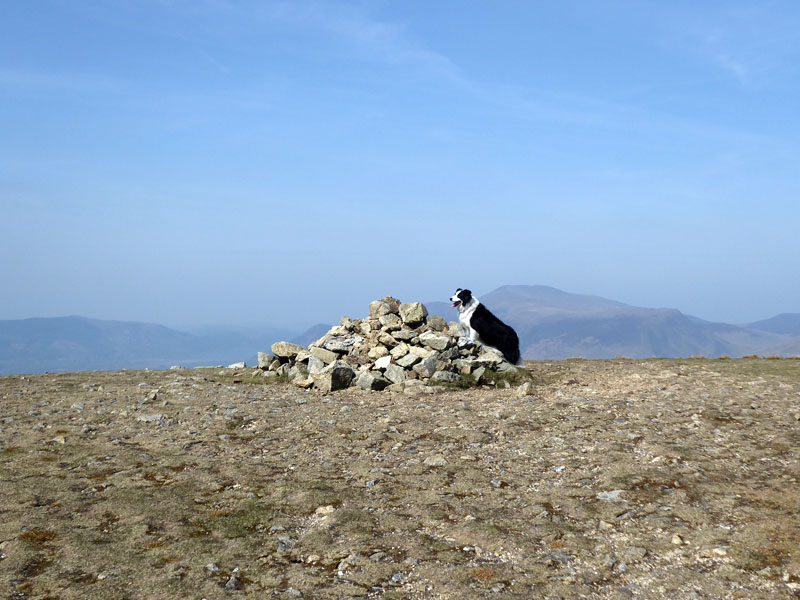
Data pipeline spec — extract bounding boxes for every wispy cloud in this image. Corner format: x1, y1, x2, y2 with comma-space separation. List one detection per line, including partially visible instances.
265, 1, 464, 82
680, 4, 800, 90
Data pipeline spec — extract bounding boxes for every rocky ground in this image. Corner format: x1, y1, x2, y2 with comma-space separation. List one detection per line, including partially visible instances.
1, 358, 799, 599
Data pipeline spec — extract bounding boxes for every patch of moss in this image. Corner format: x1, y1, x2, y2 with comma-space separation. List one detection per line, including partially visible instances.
203, 500, 281, 538
429, 366, 539, 390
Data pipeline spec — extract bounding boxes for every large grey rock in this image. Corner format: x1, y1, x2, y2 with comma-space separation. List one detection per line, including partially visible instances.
257, 352, 275, 369
392, 329, 417, 341
360, 319, 379, 335
496, 361, 518, 373
379, 314, 402, 331
323, 336, 364, 353
396, 353, 420, 369
399, 302, 428, 325
378, 332, 398, 348
369, 297, 399, 318
271, 341, 306, 359
369, 300, 390, 318
475, 350, 504, 368
308, 356, 326, 374
384, 363, 407, 384
427, 315, 447, 332
374, 355, 392, 370
413, 357, 438, 379
312, 361, 355, 392
409, 345, 436, 359
367, 345, 389, 360
419, 331, 451, 351
447, 322, 463, 337
389, 342, 409, 359
310, 346, 338, 365
289, 364, 308, 380
454, 358, 475, 373
356, 371, 390, 391
431, 370, 460, 383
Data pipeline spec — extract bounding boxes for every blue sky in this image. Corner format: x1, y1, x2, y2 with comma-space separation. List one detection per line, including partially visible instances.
2, 1, 799, 330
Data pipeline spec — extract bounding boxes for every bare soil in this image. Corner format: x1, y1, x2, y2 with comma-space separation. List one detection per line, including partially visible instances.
1, 358, 799, 599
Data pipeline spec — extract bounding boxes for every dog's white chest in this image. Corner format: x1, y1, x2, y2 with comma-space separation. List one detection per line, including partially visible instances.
458, 302, 482, 343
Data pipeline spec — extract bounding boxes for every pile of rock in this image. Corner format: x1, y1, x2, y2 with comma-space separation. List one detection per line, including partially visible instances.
258, 297, 520, 392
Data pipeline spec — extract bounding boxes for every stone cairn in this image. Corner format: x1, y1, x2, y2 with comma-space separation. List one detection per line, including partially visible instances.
258, 297, 520, 393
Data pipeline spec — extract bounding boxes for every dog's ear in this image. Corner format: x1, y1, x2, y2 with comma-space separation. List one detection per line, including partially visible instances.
462, 289, 472, 296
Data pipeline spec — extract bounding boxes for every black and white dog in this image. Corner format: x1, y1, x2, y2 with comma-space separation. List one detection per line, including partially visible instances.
450, 288, 522, 365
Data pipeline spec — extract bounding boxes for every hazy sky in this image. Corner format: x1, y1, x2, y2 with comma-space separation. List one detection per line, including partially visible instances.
2, 1, 799, 330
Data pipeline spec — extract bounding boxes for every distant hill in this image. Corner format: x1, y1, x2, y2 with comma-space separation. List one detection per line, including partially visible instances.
428, 285, 791, 359
0, 316, 294, 375
746, 313, 800, 336
290, 323, 333, 347
3, 288, 797, 375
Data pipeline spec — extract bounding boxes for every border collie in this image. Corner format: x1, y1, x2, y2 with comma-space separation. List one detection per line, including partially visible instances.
450, 288, 522, 365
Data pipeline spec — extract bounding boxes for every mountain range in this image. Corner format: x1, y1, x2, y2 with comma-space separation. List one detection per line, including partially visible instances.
1, 285, 798, 375
424, 286, 799, 360
0, 317, 293, 375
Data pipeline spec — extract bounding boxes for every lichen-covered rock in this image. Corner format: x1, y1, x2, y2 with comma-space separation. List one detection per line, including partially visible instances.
418, 332, 451, 351
323, 336, 364, 353
258, 352, 275, 369
396, 353, 419, 368
369, 296, 400, 318
379, 314, 402, 331
378, 332, 398, 348
413, 357, 438, 378
355, 370, 390, 391
367, 345, 389, 360
384, 363, 408, 384
308, 356, 325, 374
389, 342, 410, 359
271, 342, 306, 359
475, 350, 504, 368
392, 329, 416, 342
427, 315, 447, 332
312, 361, 355, 392
431, 370, 460, 383
409, 346, 436, 359
288, 364, 308, 380
310, 346, 338, 365
399, 302, 428, 326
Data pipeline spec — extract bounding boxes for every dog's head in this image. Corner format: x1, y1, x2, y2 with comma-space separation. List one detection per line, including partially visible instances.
449, 288, 473, 309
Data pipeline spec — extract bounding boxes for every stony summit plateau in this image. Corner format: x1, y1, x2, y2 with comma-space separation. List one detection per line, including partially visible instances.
1, 356, 799, 599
